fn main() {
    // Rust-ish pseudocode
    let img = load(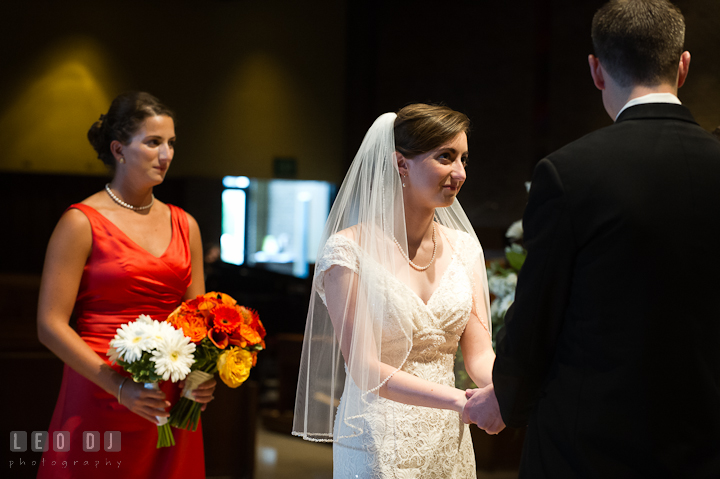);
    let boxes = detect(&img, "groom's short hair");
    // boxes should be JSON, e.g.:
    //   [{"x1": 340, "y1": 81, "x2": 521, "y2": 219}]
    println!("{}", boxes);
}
[{"x1": 591, "y1": 0, "x2": 685, "y2": 87}]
